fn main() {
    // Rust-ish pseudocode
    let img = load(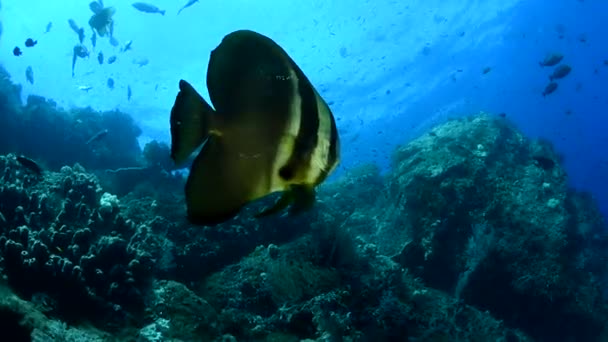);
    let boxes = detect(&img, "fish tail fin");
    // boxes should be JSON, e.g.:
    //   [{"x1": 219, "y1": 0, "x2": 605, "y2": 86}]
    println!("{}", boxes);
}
[
  {"x1": 160, "y1": 10, "x2": 166, "y2": 15},
  {"x1": 170, "y1": 79, "x2": 215, "y2": 165}
]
